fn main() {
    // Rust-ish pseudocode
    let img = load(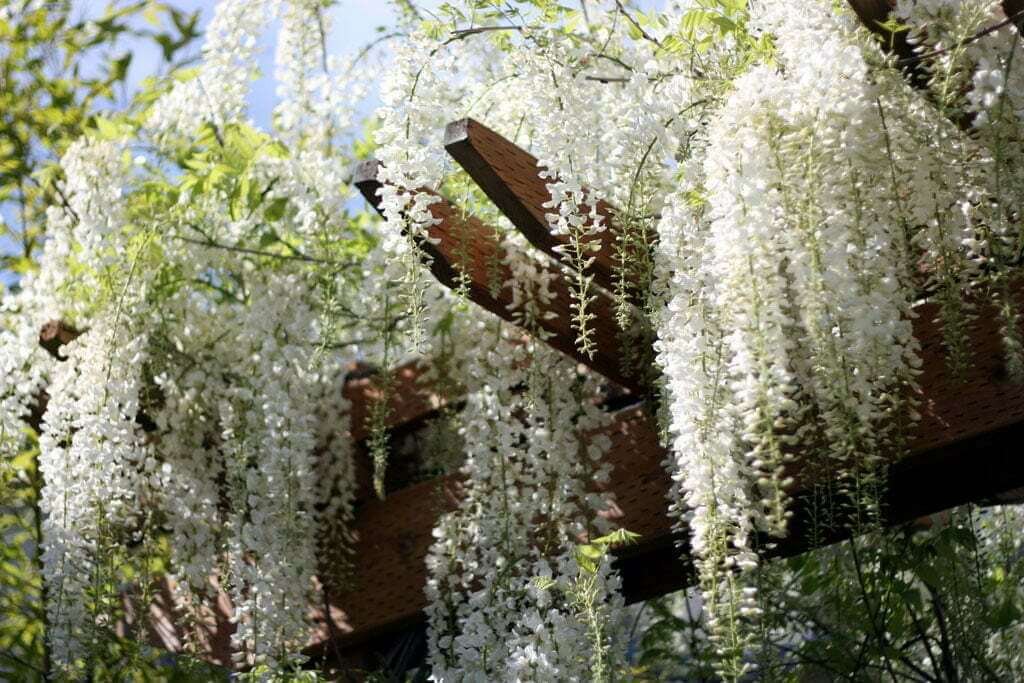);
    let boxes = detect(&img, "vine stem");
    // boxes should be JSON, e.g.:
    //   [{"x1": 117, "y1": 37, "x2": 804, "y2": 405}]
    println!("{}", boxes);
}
[{"x1": 896, "y1": 9, "x2": 1024, "y2": 66}]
